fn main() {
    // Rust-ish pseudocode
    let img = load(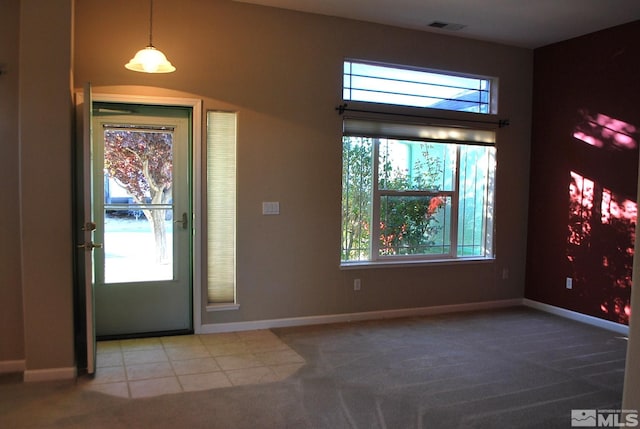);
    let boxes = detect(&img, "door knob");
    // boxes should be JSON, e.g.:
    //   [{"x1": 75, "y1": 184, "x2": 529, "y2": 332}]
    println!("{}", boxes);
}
[
  {"x1": 174, "y1": 212, "x2": 188, "y2": 229},
  {"x1": 77, "y1": 241, "x2": 103, "y2": 251}
]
